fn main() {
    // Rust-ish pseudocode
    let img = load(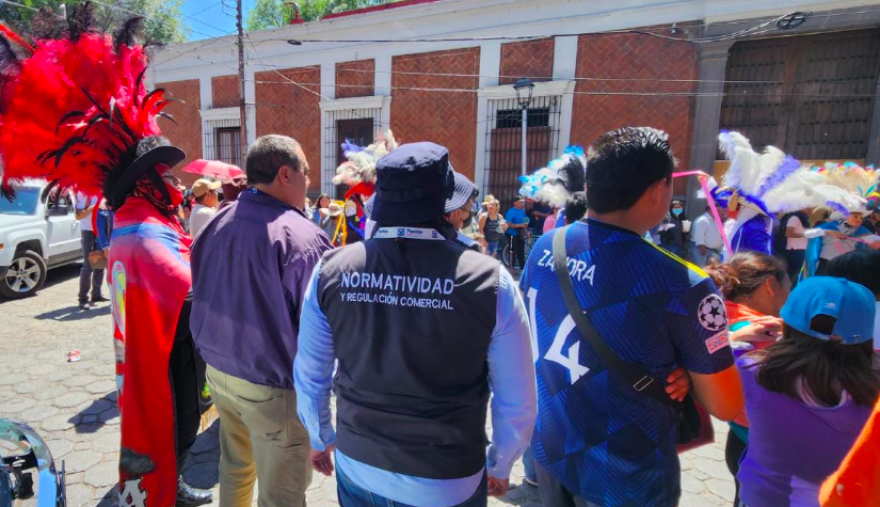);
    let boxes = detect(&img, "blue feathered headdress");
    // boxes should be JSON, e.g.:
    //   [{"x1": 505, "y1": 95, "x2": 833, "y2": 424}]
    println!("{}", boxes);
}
[{"x1": 518, "y1": 145, "x2": 586, "y2": 207}]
